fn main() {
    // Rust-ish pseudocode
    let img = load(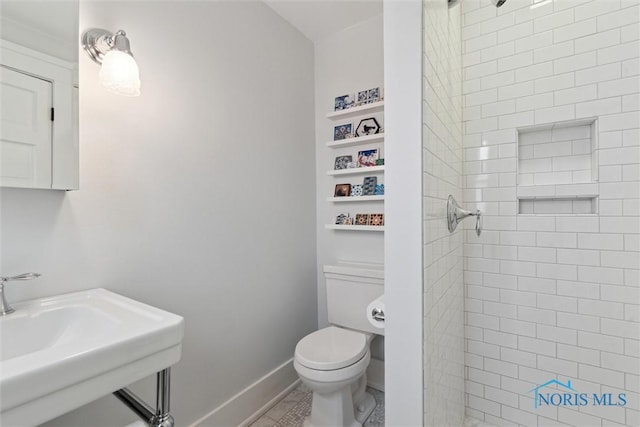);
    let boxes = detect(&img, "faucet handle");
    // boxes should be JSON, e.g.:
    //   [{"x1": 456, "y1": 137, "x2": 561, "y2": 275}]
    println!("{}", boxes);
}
[
  {"x1": 0, "y1": 273, "x2": 40, "y2": 316},
  {"x1": 1, "y1": 273, "x2": 41, "y2": 283},
  {"x1": 447, "y1": 195, "x2": 483, "y2": 237},
  {"x1": 474, "y1": 209, "x2": 482, "y2": 237}
]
